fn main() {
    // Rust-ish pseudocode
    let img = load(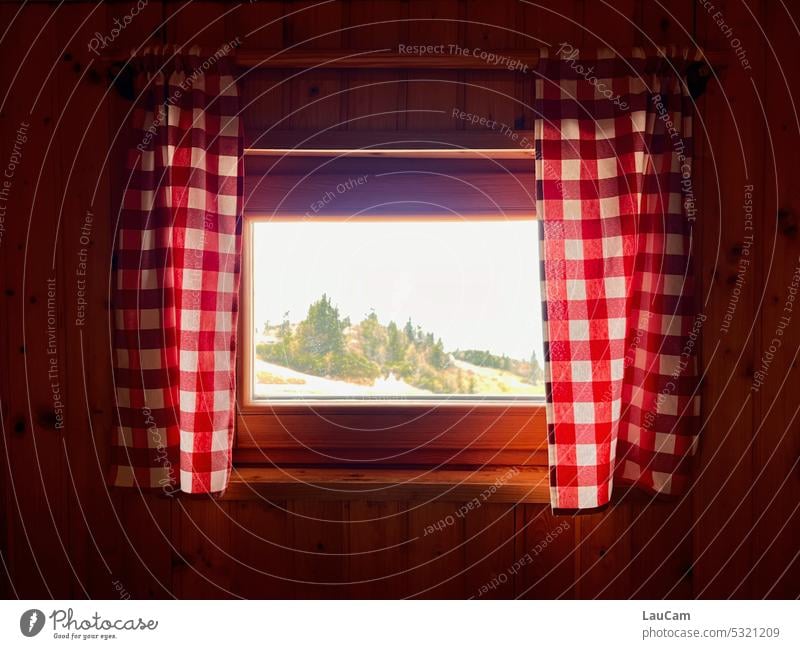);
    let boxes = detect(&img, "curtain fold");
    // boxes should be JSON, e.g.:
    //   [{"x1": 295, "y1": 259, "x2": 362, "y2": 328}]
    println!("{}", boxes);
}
[
  {"x1": 535, "y1": 47, "x2": 701, "y2": 510},
  {"x1": 110, "y1": 45, "x2": 243, "y2": 494}
]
